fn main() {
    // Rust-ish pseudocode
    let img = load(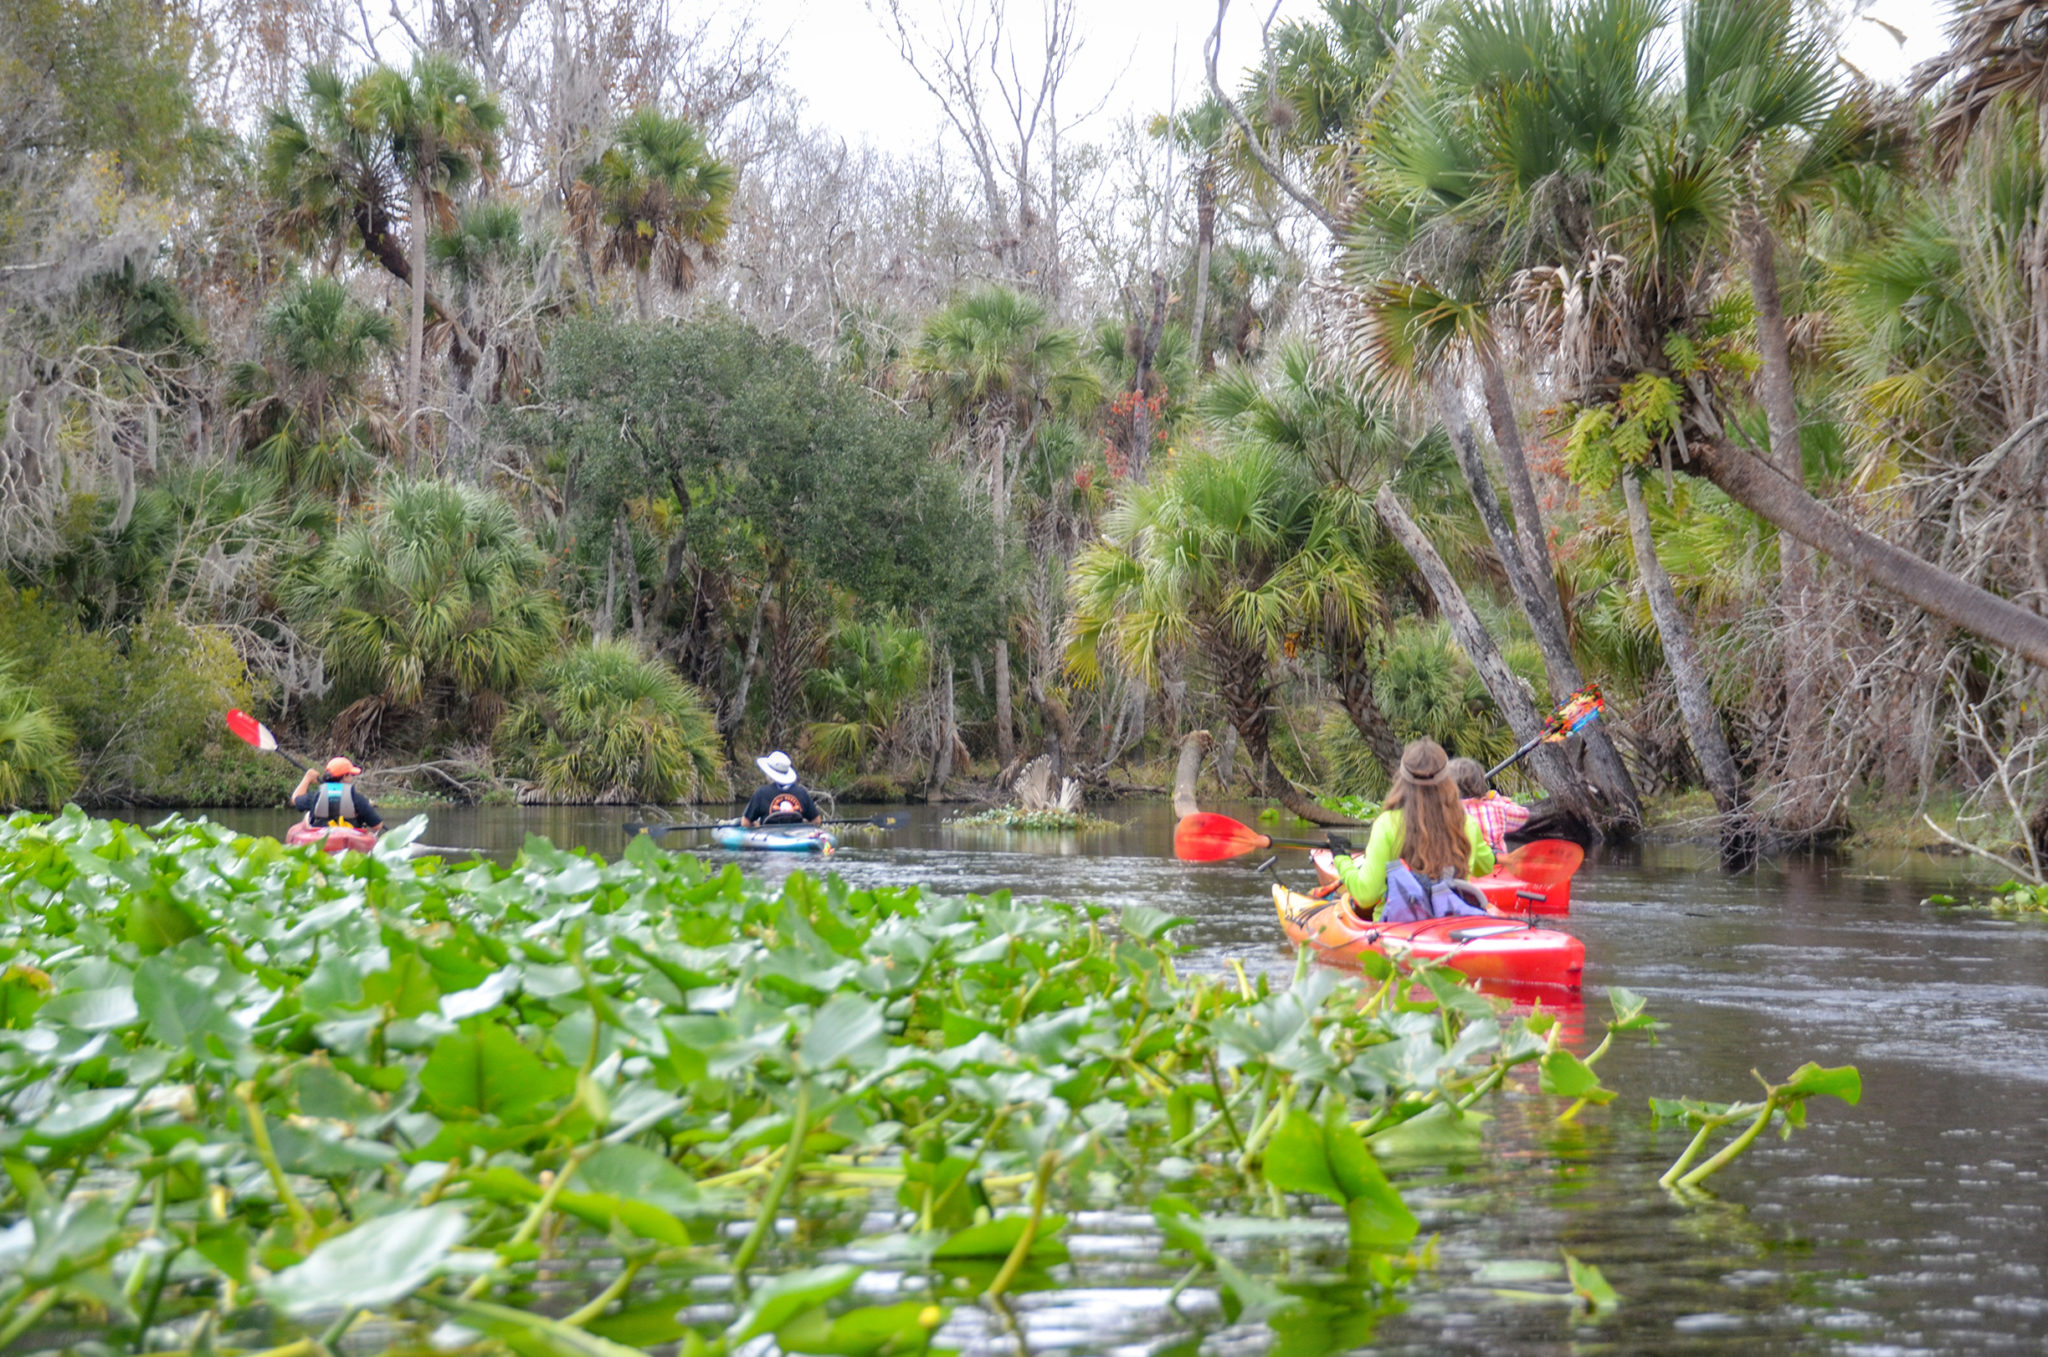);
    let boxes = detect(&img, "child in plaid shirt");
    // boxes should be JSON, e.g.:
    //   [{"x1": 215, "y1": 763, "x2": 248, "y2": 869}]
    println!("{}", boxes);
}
[{"x1": 1449, "y1": 757, "x2": 1529, "y2": 855}]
